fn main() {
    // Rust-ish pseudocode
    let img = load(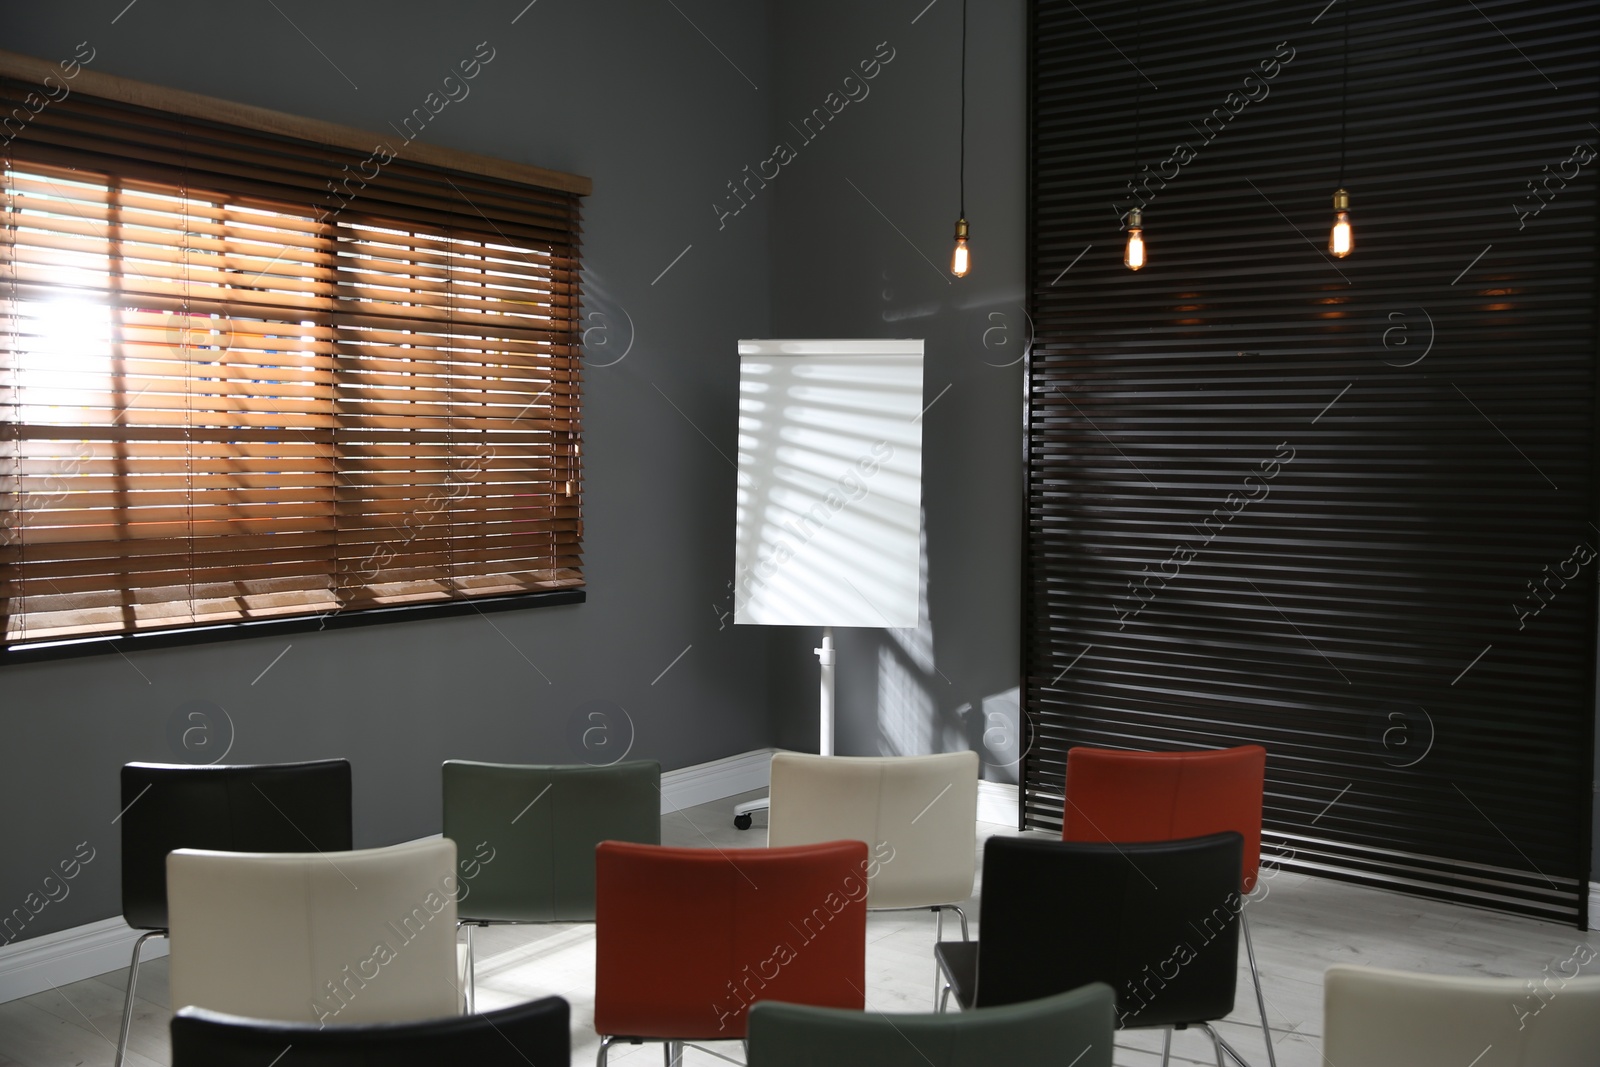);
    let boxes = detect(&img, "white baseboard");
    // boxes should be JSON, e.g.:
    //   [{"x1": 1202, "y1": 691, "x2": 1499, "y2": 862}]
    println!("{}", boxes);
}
[
  {"x1": 0, "y1": 916, "x2": 166, "y2": 1005},
  {"x1": 977, "y1": 780, "x2": 1019, "y2": 827},
  {"x1": 660, "y1": 747, "x2": 773, "y2": 813},
  {"x1": 0, "y1": 747, "x2": 778, "y2": 1005}
]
